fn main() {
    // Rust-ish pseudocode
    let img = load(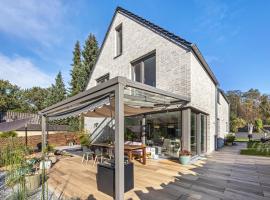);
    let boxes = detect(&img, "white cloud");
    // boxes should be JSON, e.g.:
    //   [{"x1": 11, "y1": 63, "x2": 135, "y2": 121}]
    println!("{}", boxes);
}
[
  {"x1": 0, "y1": 53, "x2": 54, "y2": 88},
  {"x1": 0, "y1": 0, "x2": 67, "y2": 46}
]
